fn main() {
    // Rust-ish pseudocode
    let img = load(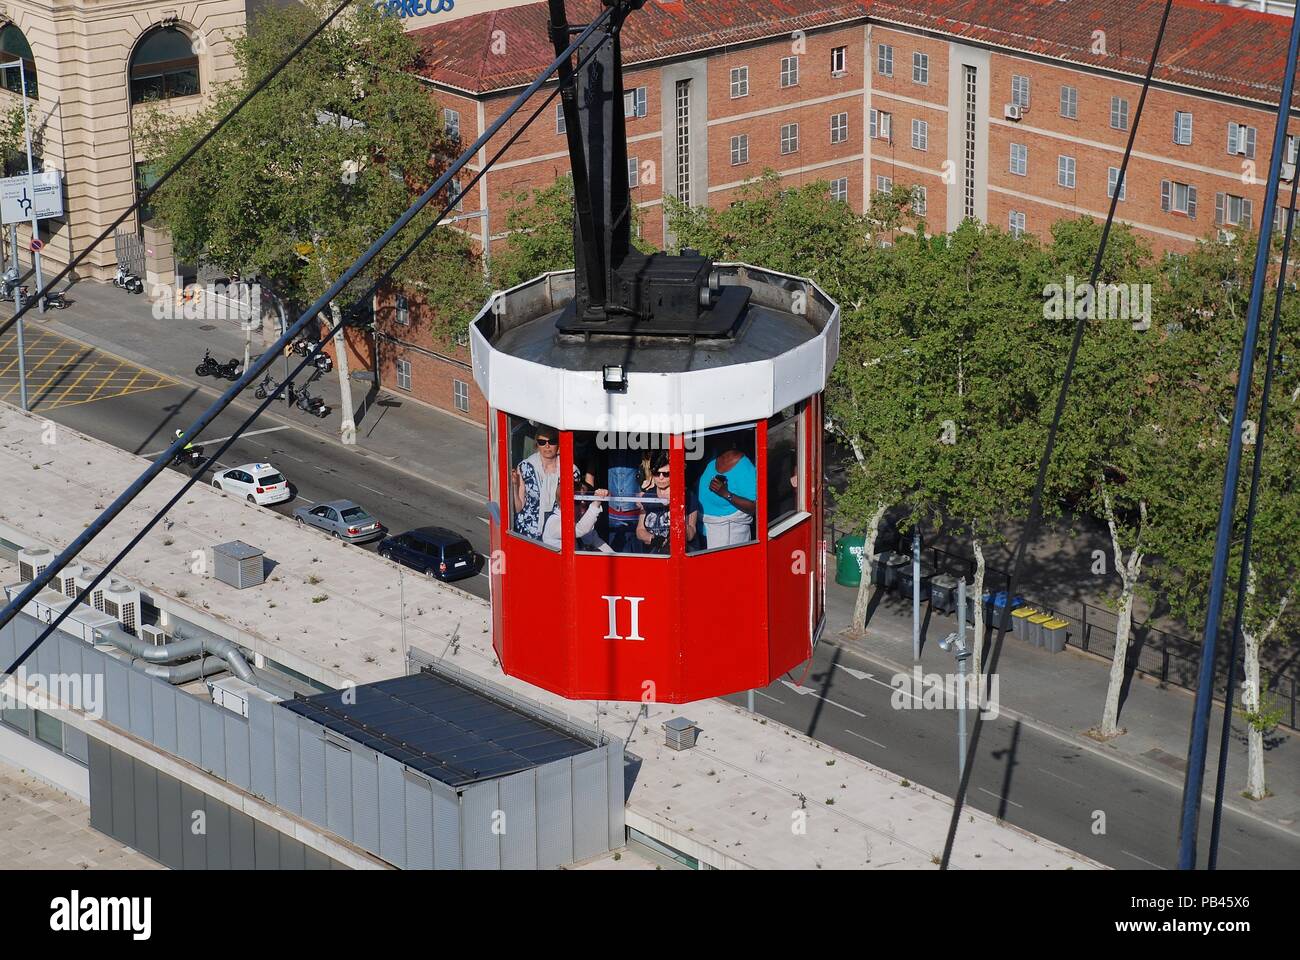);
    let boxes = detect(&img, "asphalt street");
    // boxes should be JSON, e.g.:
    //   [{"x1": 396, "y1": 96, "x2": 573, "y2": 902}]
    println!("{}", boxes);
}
[
  {"x1": 23, "y1": 350, "x2": 492, "y2": 600},
  {"x1": 723, "y1": 641, "x2": 1300, "y2": 870}
]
